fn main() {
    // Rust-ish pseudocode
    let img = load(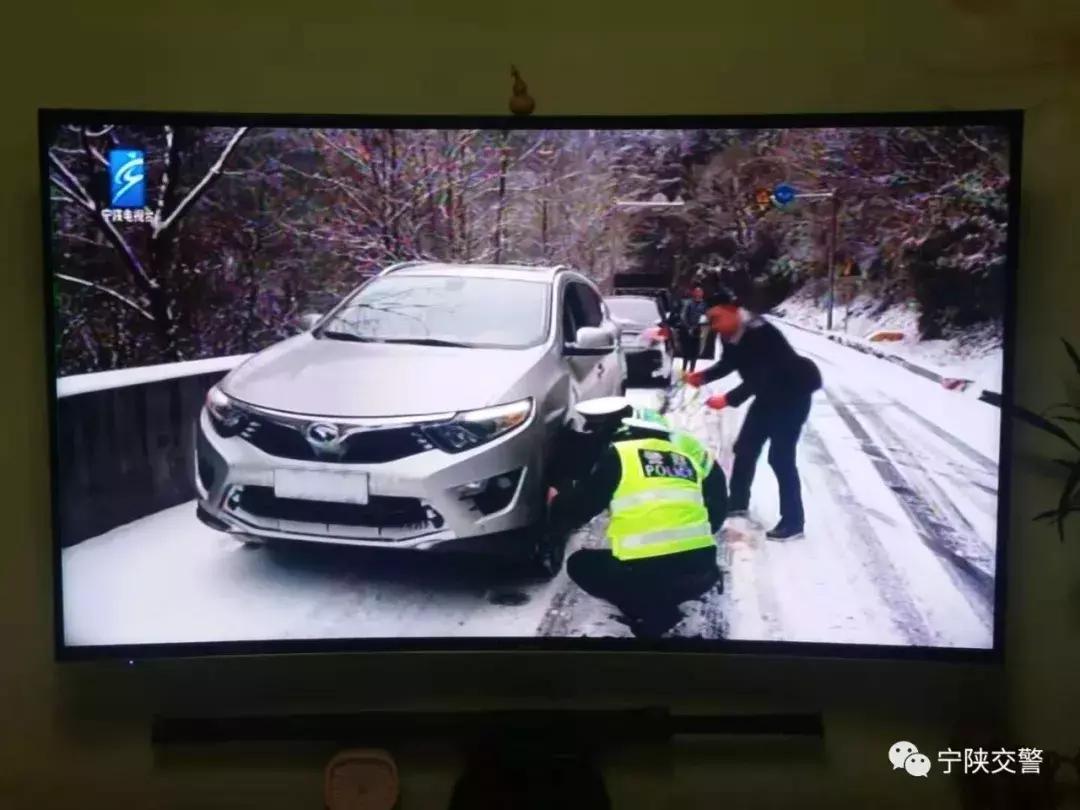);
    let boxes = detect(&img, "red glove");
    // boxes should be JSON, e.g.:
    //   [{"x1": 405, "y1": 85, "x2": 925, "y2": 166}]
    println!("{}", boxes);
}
[
  {"x1": 546, "y1": 486, "x2": 559, "y2": 506},
  {"x1": 684, "y1": 371, "x2": 706, "y2": 388},
  {"x1": 706, "y1": 393, "x2": 728, "y2": 410}
]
